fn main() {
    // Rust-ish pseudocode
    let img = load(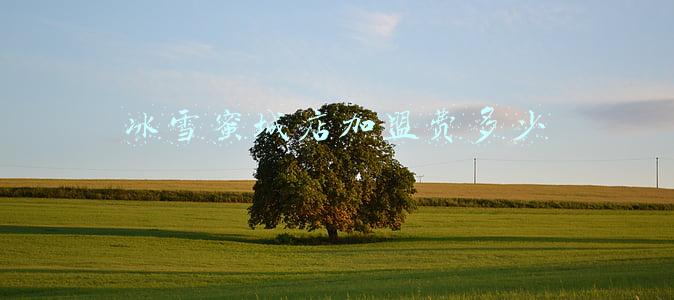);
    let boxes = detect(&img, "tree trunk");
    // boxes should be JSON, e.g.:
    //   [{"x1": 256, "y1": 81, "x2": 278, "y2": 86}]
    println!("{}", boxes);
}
[{"x1": 327, "y1": 225, "x2": 338, "y2": 243}]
